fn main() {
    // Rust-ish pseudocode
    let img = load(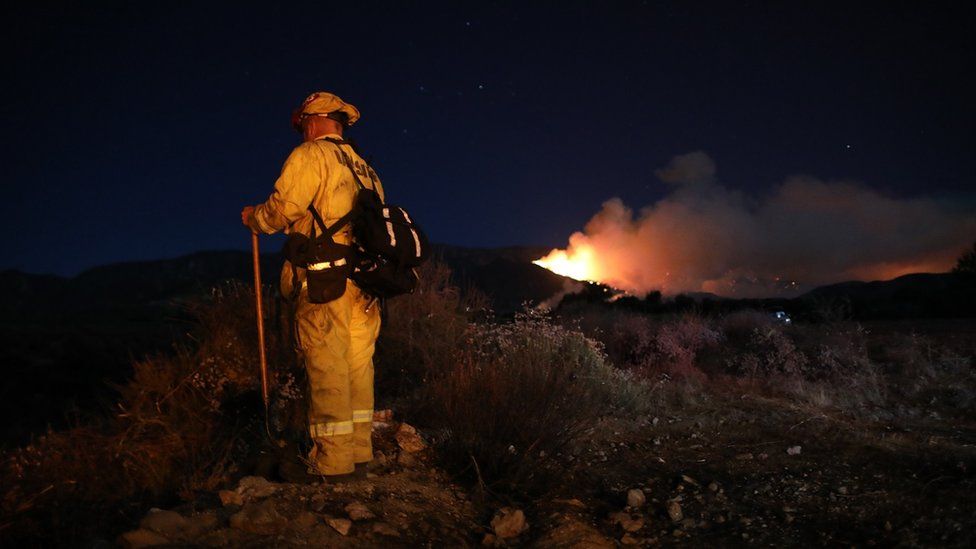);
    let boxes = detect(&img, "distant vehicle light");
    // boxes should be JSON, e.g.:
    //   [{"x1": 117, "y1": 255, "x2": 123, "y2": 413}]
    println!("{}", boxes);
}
[{"x1": 773, "y1": 311, "x2": 792, "y2": 324}]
